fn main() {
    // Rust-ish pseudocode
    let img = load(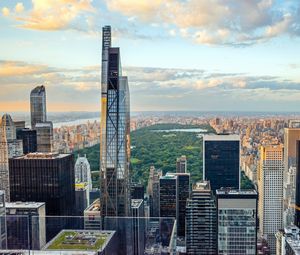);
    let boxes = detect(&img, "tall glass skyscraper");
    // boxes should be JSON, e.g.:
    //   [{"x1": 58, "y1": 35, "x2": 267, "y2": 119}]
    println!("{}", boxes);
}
[
  {"x1": 100, "y1": 26, "x2": 131, "y2": 217},
  {"x1": 30, "y1": 85, "x2": 47, "y2": 129}
]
